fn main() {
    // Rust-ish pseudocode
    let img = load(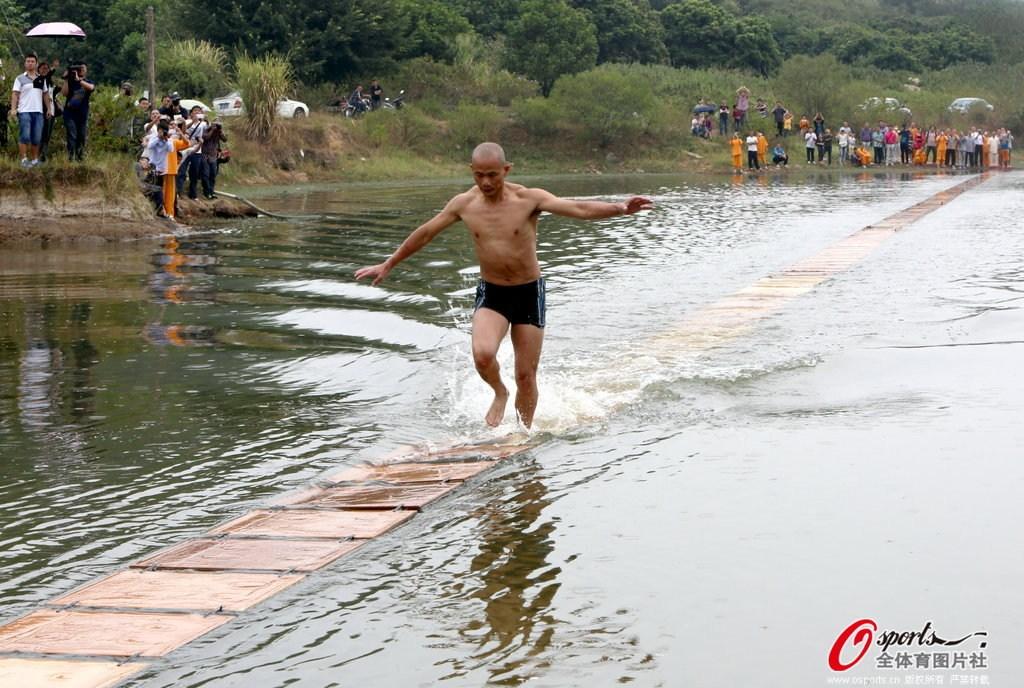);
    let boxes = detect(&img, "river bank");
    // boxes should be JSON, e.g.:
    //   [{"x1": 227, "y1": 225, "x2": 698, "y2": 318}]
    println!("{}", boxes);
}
[
  {"x1": 2, "y1": 115, "x2": 1012, "y2": 244},
  {"x1": 0, "y1": 157, "x2": 258, "y2": 245}
]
